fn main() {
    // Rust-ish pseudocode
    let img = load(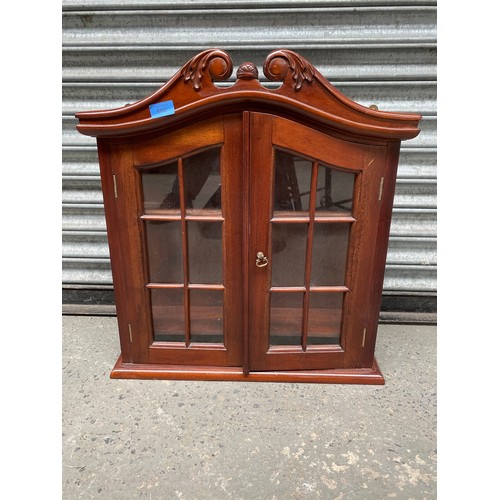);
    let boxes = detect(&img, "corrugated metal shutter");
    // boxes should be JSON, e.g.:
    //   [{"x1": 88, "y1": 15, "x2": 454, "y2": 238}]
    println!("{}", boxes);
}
[{"x1": 62, "y1": 0, "x2": 437, "y2": 317}]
